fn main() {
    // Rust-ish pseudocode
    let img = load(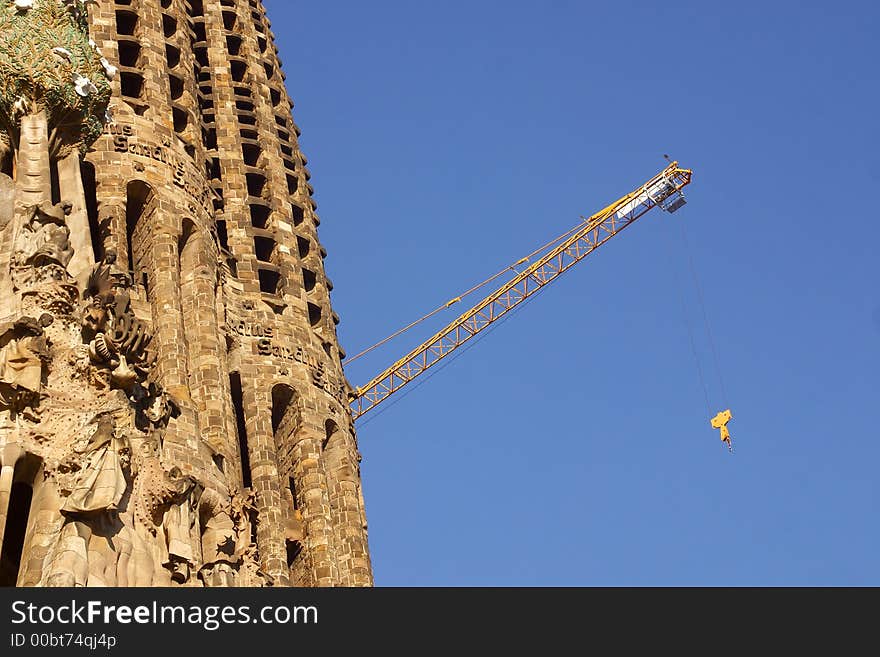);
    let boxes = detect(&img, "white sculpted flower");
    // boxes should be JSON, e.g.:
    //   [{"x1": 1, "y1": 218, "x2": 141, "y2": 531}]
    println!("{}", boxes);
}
[
  {"x1": 73, "y1": 74, "x2": 98, "y2": 97},
  {"x1": 13, "y1": 0, "x2": 34, "y2": 11},
  {"x1": 100, "y1": 57, "x2": 118, "y2": 81}
]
